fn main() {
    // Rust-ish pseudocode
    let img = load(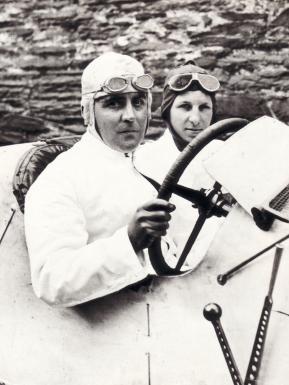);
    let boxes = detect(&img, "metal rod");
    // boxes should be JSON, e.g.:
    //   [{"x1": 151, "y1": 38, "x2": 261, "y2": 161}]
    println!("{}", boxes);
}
[
  {"x1": 244, "y1": 245, "x2": 283, "y2": 385},
  {"x1": 217, "y1": 232, "x2": 289, "y2": 285},
  {"x1": 146, "y1": 303, "x2": 151, "y2": 337},
  {"x1": 204, "y1": 303, "x2": 244, "y2": 385},
  {"x1": 0, "y1": 207, "x2": 16, "y2": 245},
  {"x1": 244, "y1": 296, "x2": 272, "y2": 385},
  {"x1": 146, "y1": 352, "x2": 151, "y2": 385},
  {"x1": 267, "y1": 244, "x2": 283, "y2": 298}
]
